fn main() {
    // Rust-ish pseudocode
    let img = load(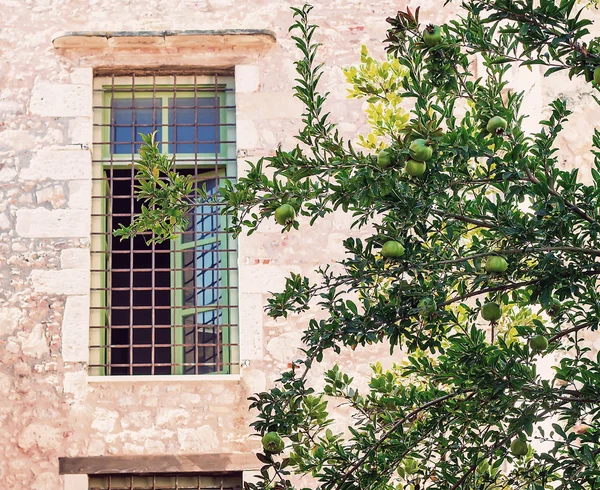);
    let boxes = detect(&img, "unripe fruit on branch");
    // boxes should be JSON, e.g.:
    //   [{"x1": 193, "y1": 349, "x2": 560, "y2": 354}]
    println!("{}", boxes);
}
[
  {"x1": 510, "y1": 439, "x2": 528, "y2": 457},
  {"x1": 377, "y1": 149, "x2": 393, "y2": 168},
  {"x1": 485, "y1": 256, "x2": 508, "y2": 273},
  {"x1": 381, "y1": 241, "x2": 405, "y2": 258},
  {"x1": 486, "y1": 116, "x2": 507, "y2": 135},
  {"x1": 481, "y1": 302, "x2": 502, "y2": 322},
  {"x1": 262, "y1": 432, "x2": 285, "y2": 454},
  {"x1": 274, "y1": 204, "x2": 296, "y2": 226},
  {"x1": 423, "y1": 24, "x2": 442, "y2": 47},
  {"x1": 405, "y1": 159, "x2": 426, "y2": 177},
  {"x1": 529, "y1": 335, "x2": 548, "y2": 354},
  {"x1": 409, "y1": 139, "x2": 433, "y2": 162}
]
